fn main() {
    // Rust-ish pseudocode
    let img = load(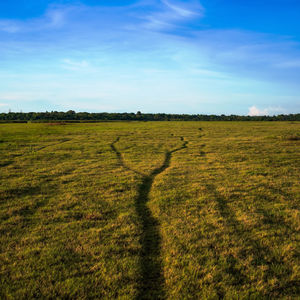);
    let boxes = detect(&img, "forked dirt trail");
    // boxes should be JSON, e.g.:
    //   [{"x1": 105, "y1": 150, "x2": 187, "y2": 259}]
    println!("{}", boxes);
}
[{"x1": 111, "y1": 137, "x2": 188, "y2": 299}]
